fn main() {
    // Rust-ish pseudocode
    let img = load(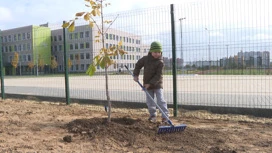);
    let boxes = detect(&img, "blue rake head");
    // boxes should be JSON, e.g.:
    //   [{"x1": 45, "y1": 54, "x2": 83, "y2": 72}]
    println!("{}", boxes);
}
[{"x1": 157, "y1": 124, "x2": 187, "y2": 134}]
